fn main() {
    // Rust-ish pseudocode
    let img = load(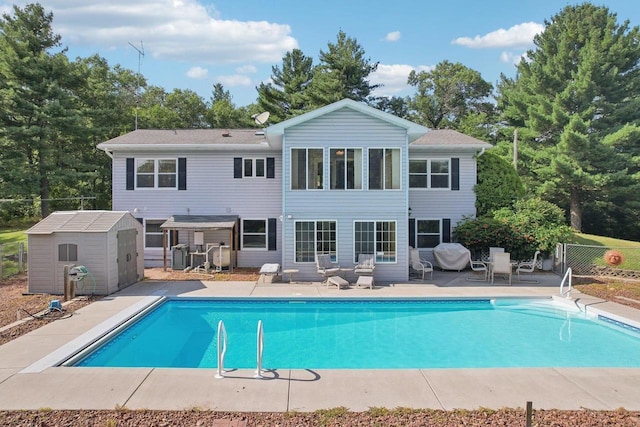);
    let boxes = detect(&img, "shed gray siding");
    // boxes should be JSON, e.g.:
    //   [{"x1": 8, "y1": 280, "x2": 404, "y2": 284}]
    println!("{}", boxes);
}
[
  {"x1": 112, "y1": 150, "x2": 282, "y2": 267},
  {"x1": 281, "y1": 109, "x2": 410, "y2": 282}
]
